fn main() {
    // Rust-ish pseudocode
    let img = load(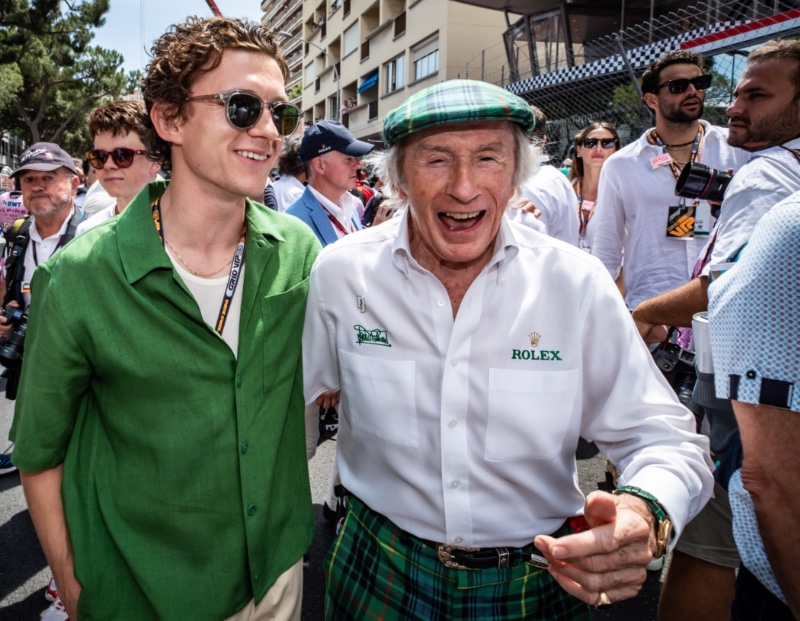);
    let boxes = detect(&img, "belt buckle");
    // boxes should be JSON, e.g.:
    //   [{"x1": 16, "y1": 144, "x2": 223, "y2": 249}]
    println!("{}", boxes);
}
[{"x1": 436, "y1": 543, "x2": 478, "y2": 570}]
